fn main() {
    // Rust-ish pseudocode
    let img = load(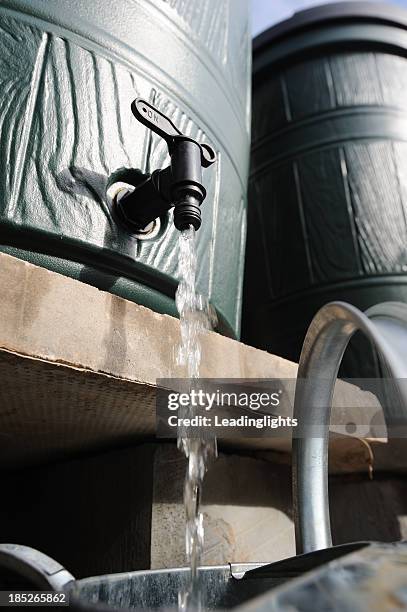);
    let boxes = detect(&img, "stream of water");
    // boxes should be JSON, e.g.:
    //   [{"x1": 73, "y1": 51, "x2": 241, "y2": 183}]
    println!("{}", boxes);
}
[{"x1": 175, "y1": 226, "x2": 217, "y2": 611}]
